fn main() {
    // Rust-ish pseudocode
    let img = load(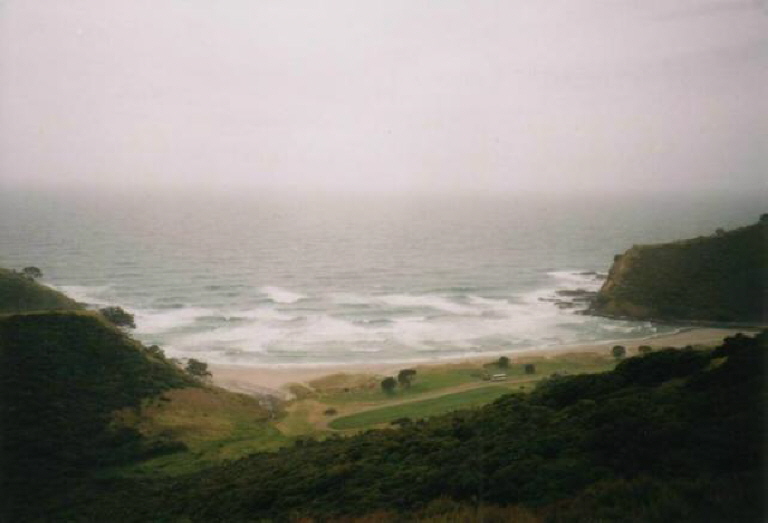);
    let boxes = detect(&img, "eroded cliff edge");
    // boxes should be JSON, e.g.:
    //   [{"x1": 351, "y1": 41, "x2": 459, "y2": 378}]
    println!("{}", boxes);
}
[{"x1": 589, "y1": 216, "x2": 766, "y2": 323}]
